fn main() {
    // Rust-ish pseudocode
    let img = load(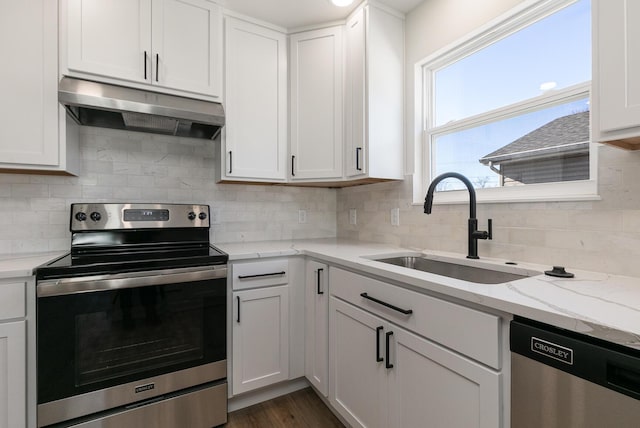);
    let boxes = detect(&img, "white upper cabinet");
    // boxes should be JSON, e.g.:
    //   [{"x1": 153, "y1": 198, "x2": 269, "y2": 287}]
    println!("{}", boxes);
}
[
  {"x1": 220, "y1": 17, "x2": 287, "y2": 182},
  {"x1": 0, "y1": 0, "x2": 79, "y2": 174},
  {"x1": 289, "y1": 26, "x2": 344, "y2": 181},
  {"x1": 65, "y1": 0, "x2": 222, "y2": 98},
  {"x1": 593, "y1": 0, "x2": 640, "y2": 149},
  {"x1": 345, "y1": 5, "x2": 404, "y2": 179},
  {"x1": 66, "y1": 0, "x2": 152, "y2": 84}
]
